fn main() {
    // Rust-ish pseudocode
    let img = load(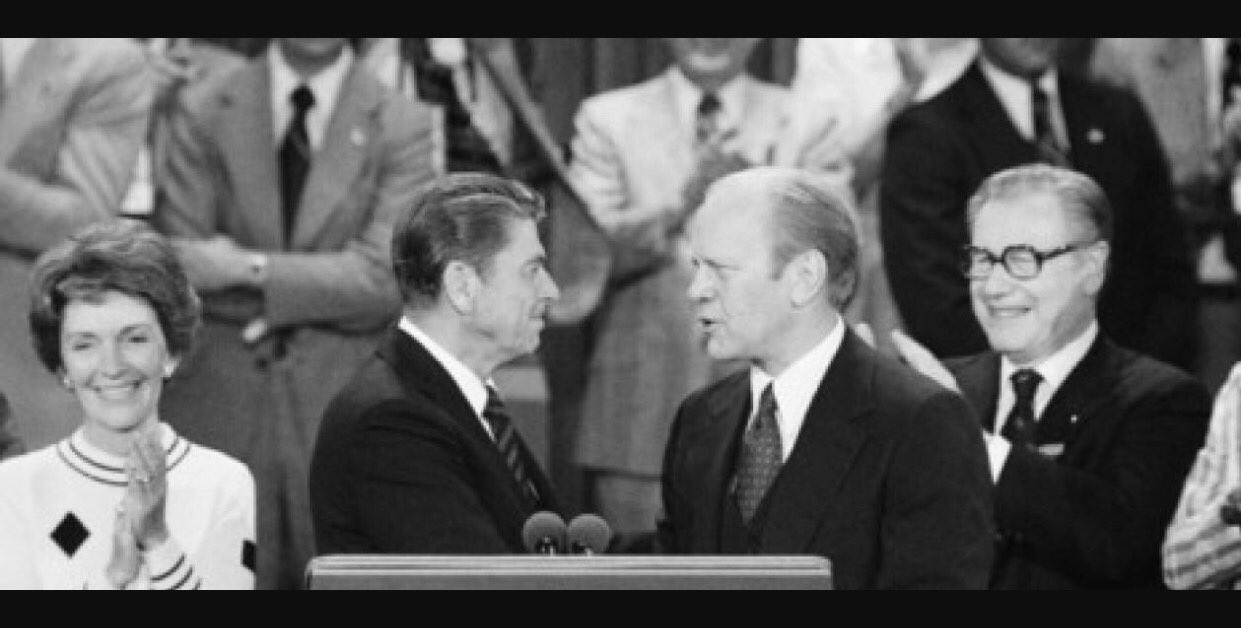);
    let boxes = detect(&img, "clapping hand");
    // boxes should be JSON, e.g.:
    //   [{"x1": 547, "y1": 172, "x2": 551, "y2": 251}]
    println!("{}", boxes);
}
[{"x1": 122, "y1": 428, "x2": 170, "y2": 551}]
